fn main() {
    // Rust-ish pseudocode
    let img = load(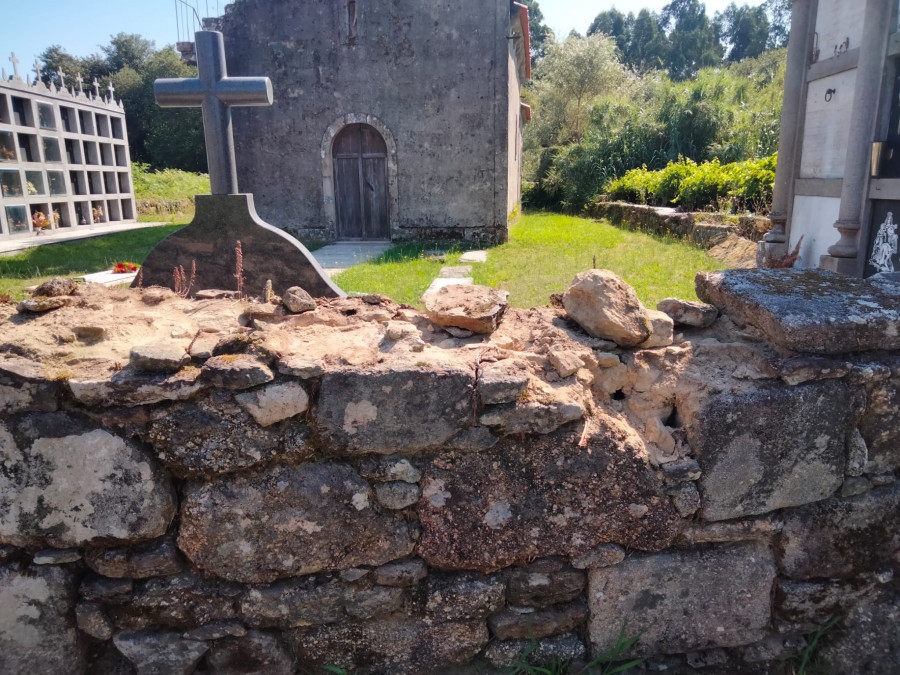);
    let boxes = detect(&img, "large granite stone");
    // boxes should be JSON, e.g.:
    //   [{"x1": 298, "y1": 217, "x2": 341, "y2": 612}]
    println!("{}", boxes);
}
[
  {"x1": 67, "y1": 366, "x2": 206, "y2": 407},
  {"x1": 692, "y1": 381, "x2": 849, "y2": 521},
  {"x1": 0, "y1": 564, "x2": 84, "y2": 675},
  {"x1": 505, "y1": 557, "x2": 586, "y2": 608},
  {"x1": 778, "y1": 483, "x2": 900, "y2": 579},
  {"x1": 178, "y1": 462, "x2": 415, "y2": 583},
  {"x1": 859, "y1": 375, "x2": 900, "y2": 474},
  {"x1": 134, "y1": 194, "x2": 344, "y2": 298},
  {"x1": 142, "y1": 396, "x2": 312, "y2": 477},
  {"x1": 289, "y1": 616, "x2": 488, "y2": 675},
  {"x1": 423, "y1": 284, "x2": 509, "y2": 334},
  {"x1": 0, "y1": 356, "x2": 60, "y2": 415},
  {"x1": 0, "y1": 415, "x2": 175, "y2": 548},
  {"x1": 588, "y1": 542, "x2": 775, "y2": 657},
  {"x1": 563, "y1": 270, "x2": 651, "y2": 347},
  {"x1": 417, "y1": 421, "x2": 680, "y2": 571},
  {"x1": 105, "y1": 570, "x2": 241, "y2": 630},
  {"x1": 316, "y1": 364, "x2": 474, "y2": 454},
  {"x1": 84, "y1": 536, "x2": 184, "y2": 579},
  {"x1": 696, "y1": 269, "x2": 900, "y2": 354}
]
